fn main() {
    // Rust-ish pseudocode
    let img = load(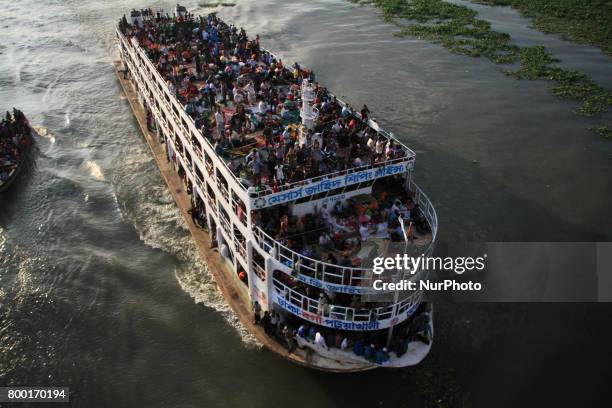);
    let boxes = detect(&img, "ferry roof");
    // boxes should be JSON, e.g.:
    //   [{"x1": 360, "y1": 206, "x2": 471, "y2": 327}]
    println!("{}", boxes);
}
[{"x1": 118, "y1": 10, "x2": 416, "y2": 200}]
